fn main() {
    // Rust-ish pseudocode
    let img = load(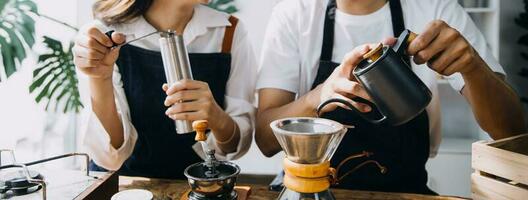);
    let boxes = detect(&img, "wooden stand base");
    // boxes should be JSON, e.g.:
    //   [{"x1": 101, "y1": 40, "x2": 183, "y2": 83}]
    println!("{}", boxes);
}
[{"x1": 179, "y1": 186, "x2": 251, "y2": 200}]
